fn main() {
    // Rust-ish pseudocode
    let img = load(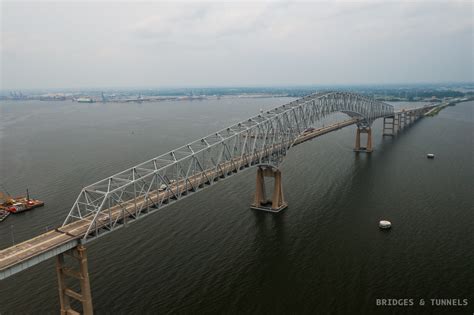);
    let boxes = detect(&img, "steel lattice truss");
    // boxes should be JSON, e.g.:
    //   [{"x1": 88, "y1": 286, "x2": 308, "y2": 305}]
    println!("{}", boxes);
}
[{"x1": 63, "y1": 92, "x2": 394, "y2": 241}]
